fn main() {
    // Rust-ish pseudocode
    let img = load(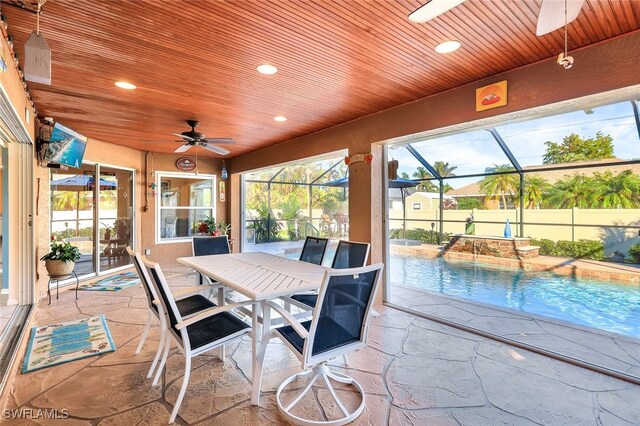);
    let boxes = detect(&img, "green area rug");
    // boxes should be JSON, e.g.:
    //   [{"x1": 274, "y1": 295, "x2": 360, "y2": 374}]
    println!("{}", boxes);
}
[
  {"x1": 79, "y1": 271, "x2": 140, "y2": 291},
  {"x1": 22, "y1": 315, "x2": 116, "y2": 373}
]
